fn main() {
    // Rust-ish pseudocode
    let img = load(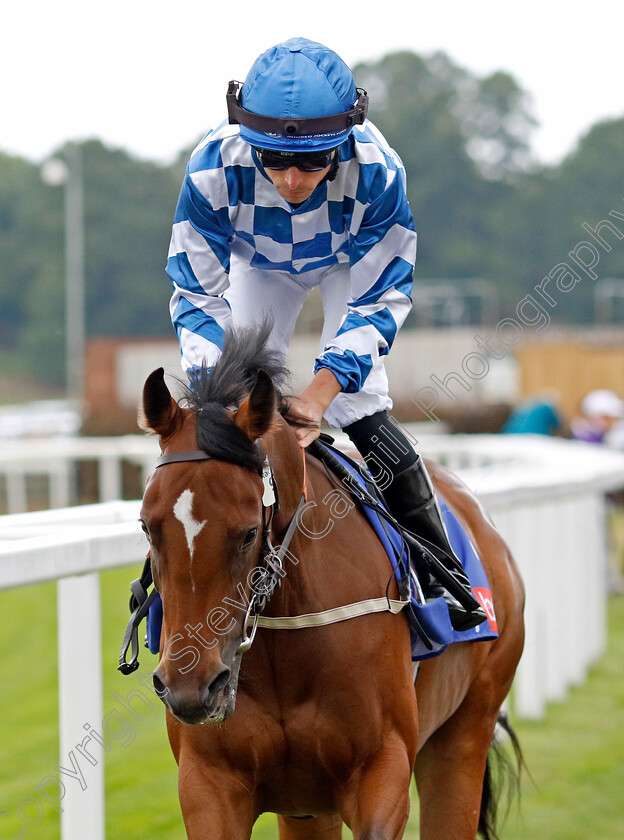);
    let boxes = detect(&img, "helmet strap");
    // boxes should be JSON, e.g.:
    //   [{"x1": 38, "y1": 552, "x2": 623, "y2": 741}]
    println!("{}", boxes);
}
[{"x1": 324, "y1": 153, "x2": 341, "y2": 183}]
